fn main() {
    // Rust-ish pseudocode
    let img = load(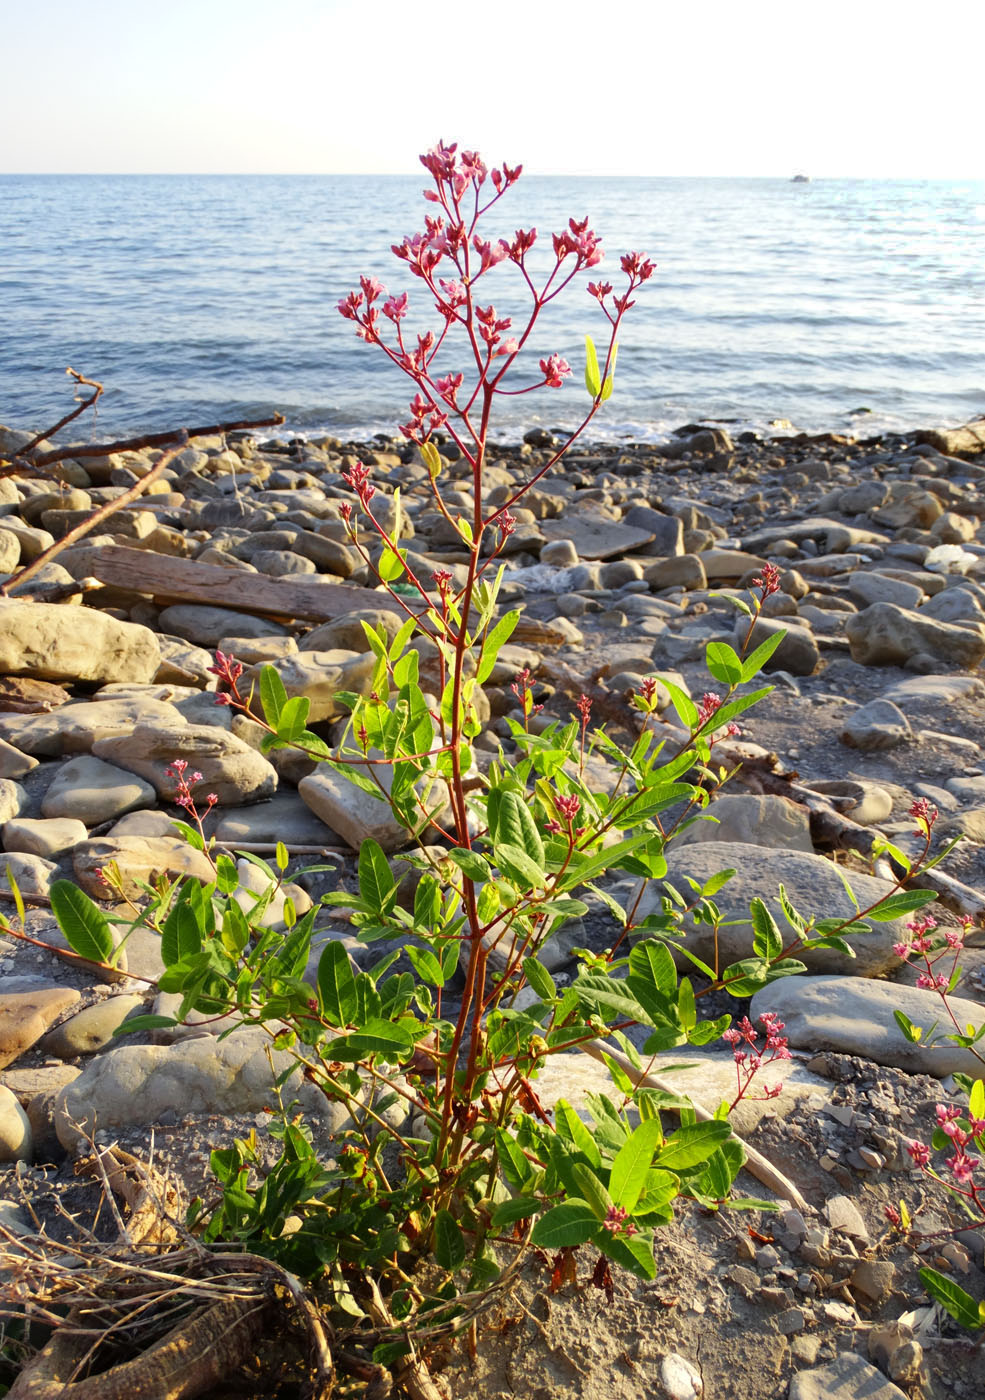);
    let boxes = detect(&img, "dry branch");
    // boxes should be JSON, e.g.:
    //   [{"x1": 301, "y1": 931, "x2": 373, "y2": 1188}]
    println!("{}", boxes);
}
[
  {"x1": 4, "y1": 411, "x2": 286, "y2": 479},
  {"x1": 1, "y1": 442, "x2": 186, "y2": 597},
  {"x1": 15, "y1": 368, "x2": 103, "y2": 458}
]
